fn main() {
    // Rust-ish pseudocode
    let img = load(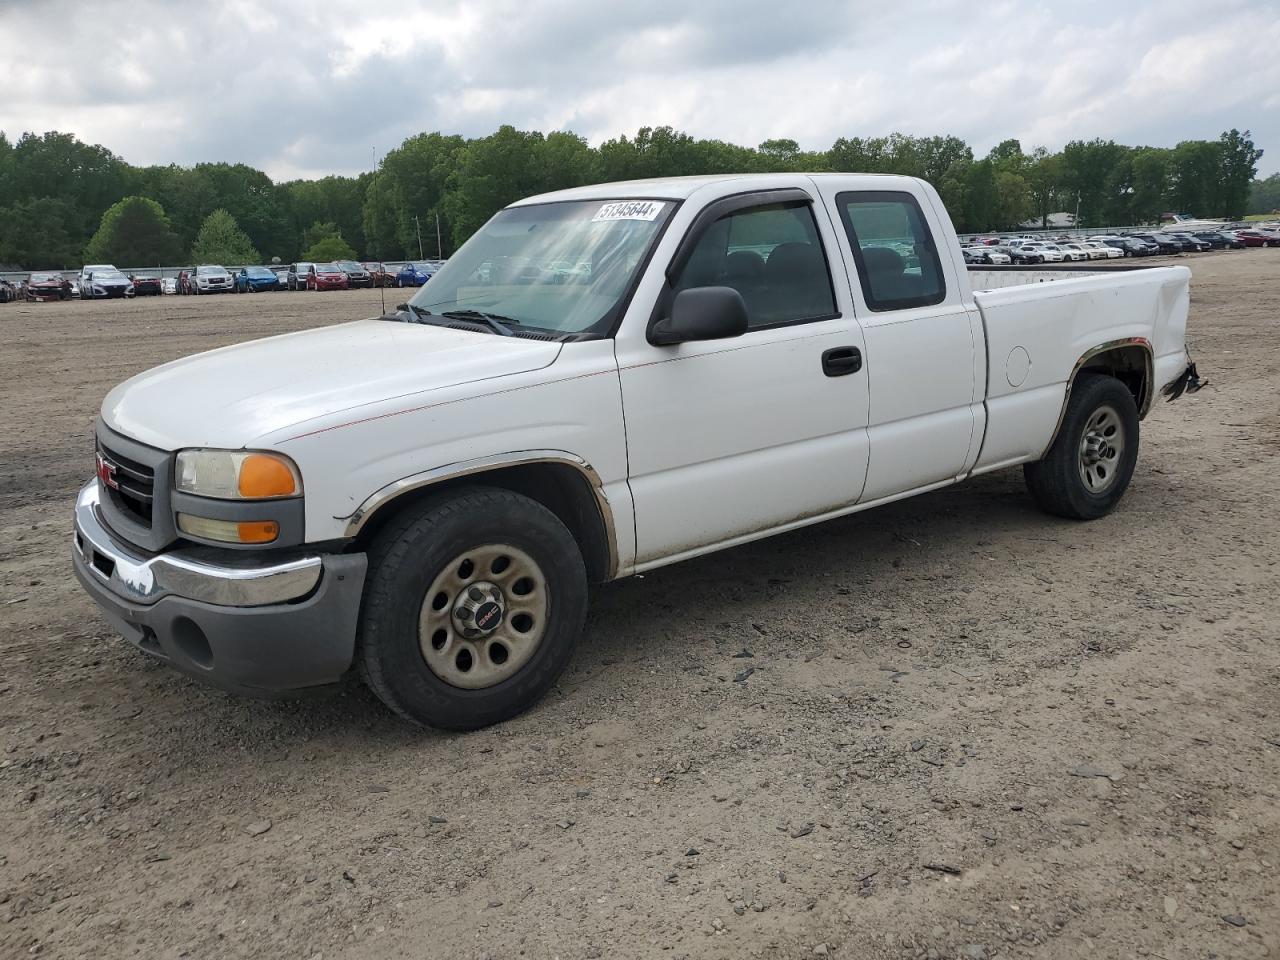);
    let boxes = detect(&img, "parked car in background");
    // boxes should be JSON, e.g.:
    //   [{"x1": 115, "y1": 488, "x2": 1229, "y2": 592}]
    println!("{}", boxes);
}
[
  {"x1": 1131, "y1": 233, "x2": 1183, "y2": 255},
  {"x1": 1108, "y1": 237, "x2": 1159, "y2": 257},
  {"x1": 307, "y1": 263, "x2": 350, "y2": 291},
  {"x1": 162, "y1": 278, "x2": 178, "y2": 295},
  {"x1": 1057, "y1": 242, "x2": 1091, "y2": 262},
  {"x1": 129, "y1": 274, "x2": 164, "y2": 296},
  {"x1": 25, "y1": 272, "x2": 72, "y2": 300},
  {"x1": 1009, "y1": 242, "x2": 1052, "y2": 264},
  {"x1": 288, "y1": 262, "x2": 315, "y2": 290},
  {"x1": 960, "y1": 247, "x2": 985, "y2": 265},
  {"x1": 396, "y1": 261, "x2": 434, "y2": 287},
  {"x1": 189, "y1": 264, "x2": 234, "y2": 294},
  {"x1": 1167, "y1": 233, "x2": 1212, "y2": 253},
  {"x1": 1235, "y1": 229, "x2": 1280, "y2": 248},
  {"x1": 236, "y1": 266, "x2": 282, "y2": 293},
  {"x1": 1079, "y1": 241, "x2": 1121, "y2": 259},
  {"x1": 272, "y1": 268, "x2": 290, "y2": 288},
  {"x1": 336, "y1": 260, "x2": 373, "y2": 288},
  {"x1": 1206, "y1": 231, "x2": 1246, "y2": 249},
  {"x1": 363, "y1": 262, "x2": 396, "y2": 286},
  {"x1": 0, "y1": 278, "x2": 16, "y2": 303},
  {"x1": 79, "y1": 265, "x2": 134, "y2": 299}
]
